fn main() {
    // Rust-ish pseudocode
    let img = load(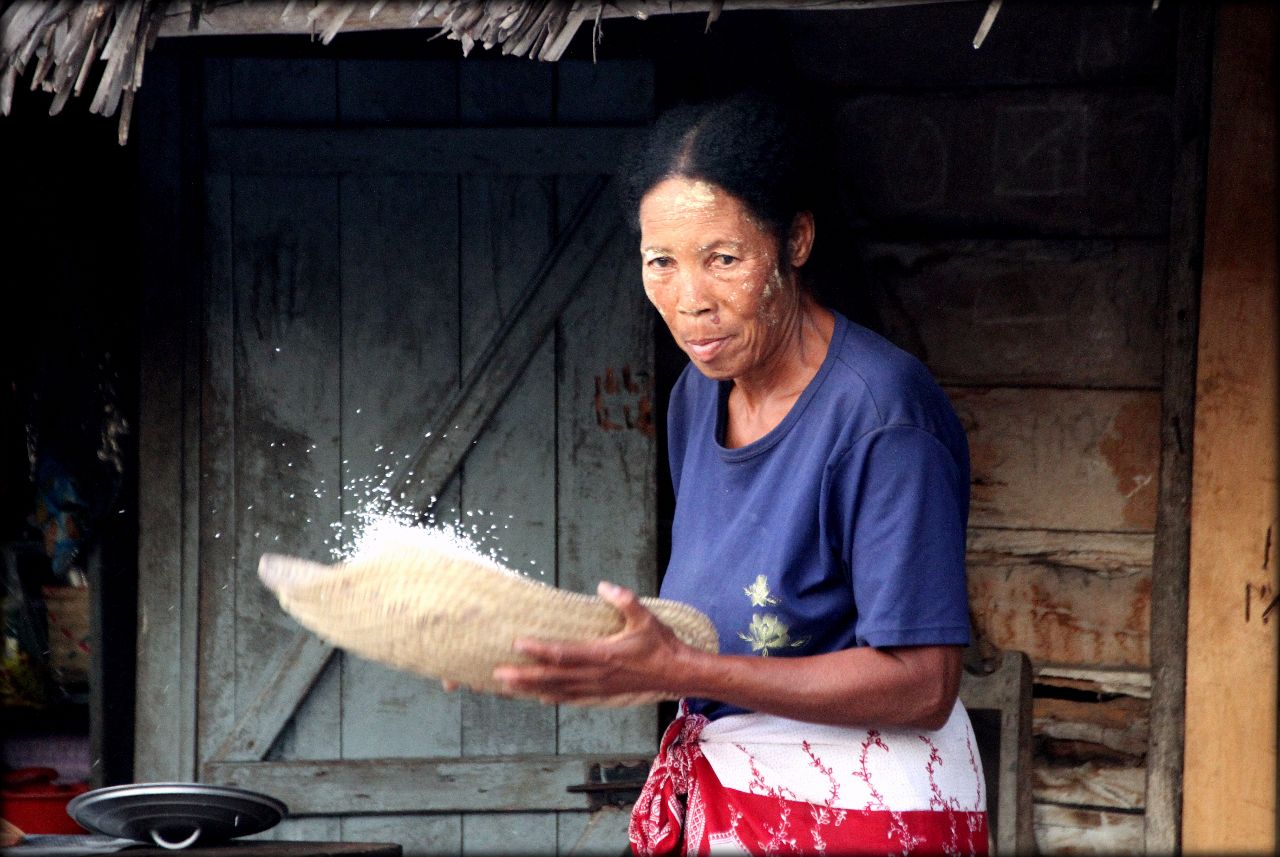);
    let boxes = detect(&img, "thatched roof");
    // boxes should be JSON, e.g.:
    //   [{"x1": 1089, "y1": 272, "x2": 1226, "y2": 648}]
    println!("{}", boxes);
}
[{"x1": 0, "y1": 0, "x2": 992, "y2": 145}]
